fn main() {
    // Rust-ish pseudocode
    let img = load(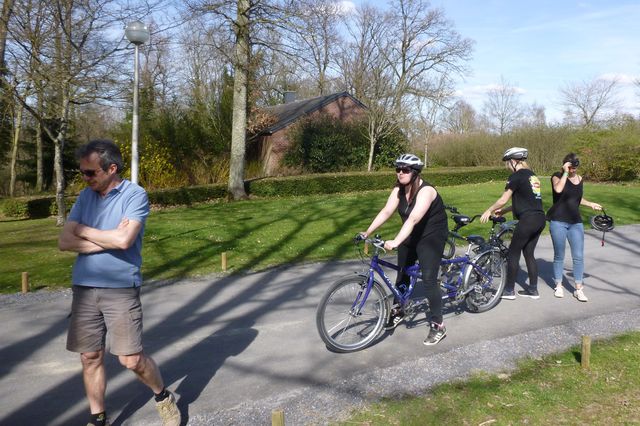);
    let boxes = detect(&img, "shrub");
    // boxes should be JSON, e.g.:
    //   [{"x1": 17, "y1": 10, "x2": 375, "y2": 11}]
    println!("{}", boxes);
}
[
  {"x1": 283, "y1": 114, "x2": 407, "y2": 173},
  {"x1": 569, "y1": 122, "x2": 640, "y2": 181},
  {"x1": 0, "y1": 197, "x2": 58, "y2": 219},
  {"x1": 147, "y1": 184, "x2": 228, "y2": 207}
]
